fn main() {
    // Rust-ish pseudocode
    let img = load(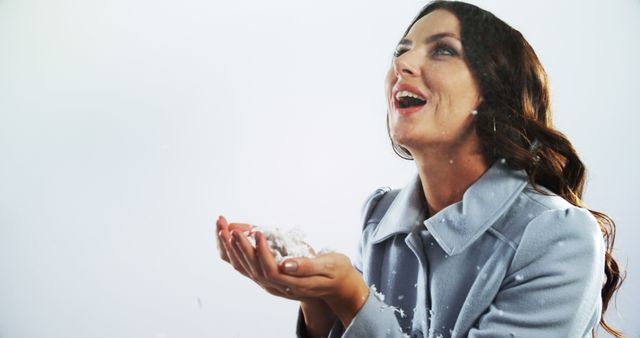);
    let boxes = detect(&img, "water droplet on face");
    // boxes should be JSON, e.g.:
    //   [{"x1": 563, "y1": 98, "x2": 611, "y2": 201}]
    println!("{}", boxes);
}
[
  {"x1": 471, "y1": 110, "x2": 478, "y2": 116},
  {"x1": 515, "y1": 274, "x2": 524, "y2": 281},
  {"x1": 448, "y1": 159, "x2": 454, "y2": 164}
]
